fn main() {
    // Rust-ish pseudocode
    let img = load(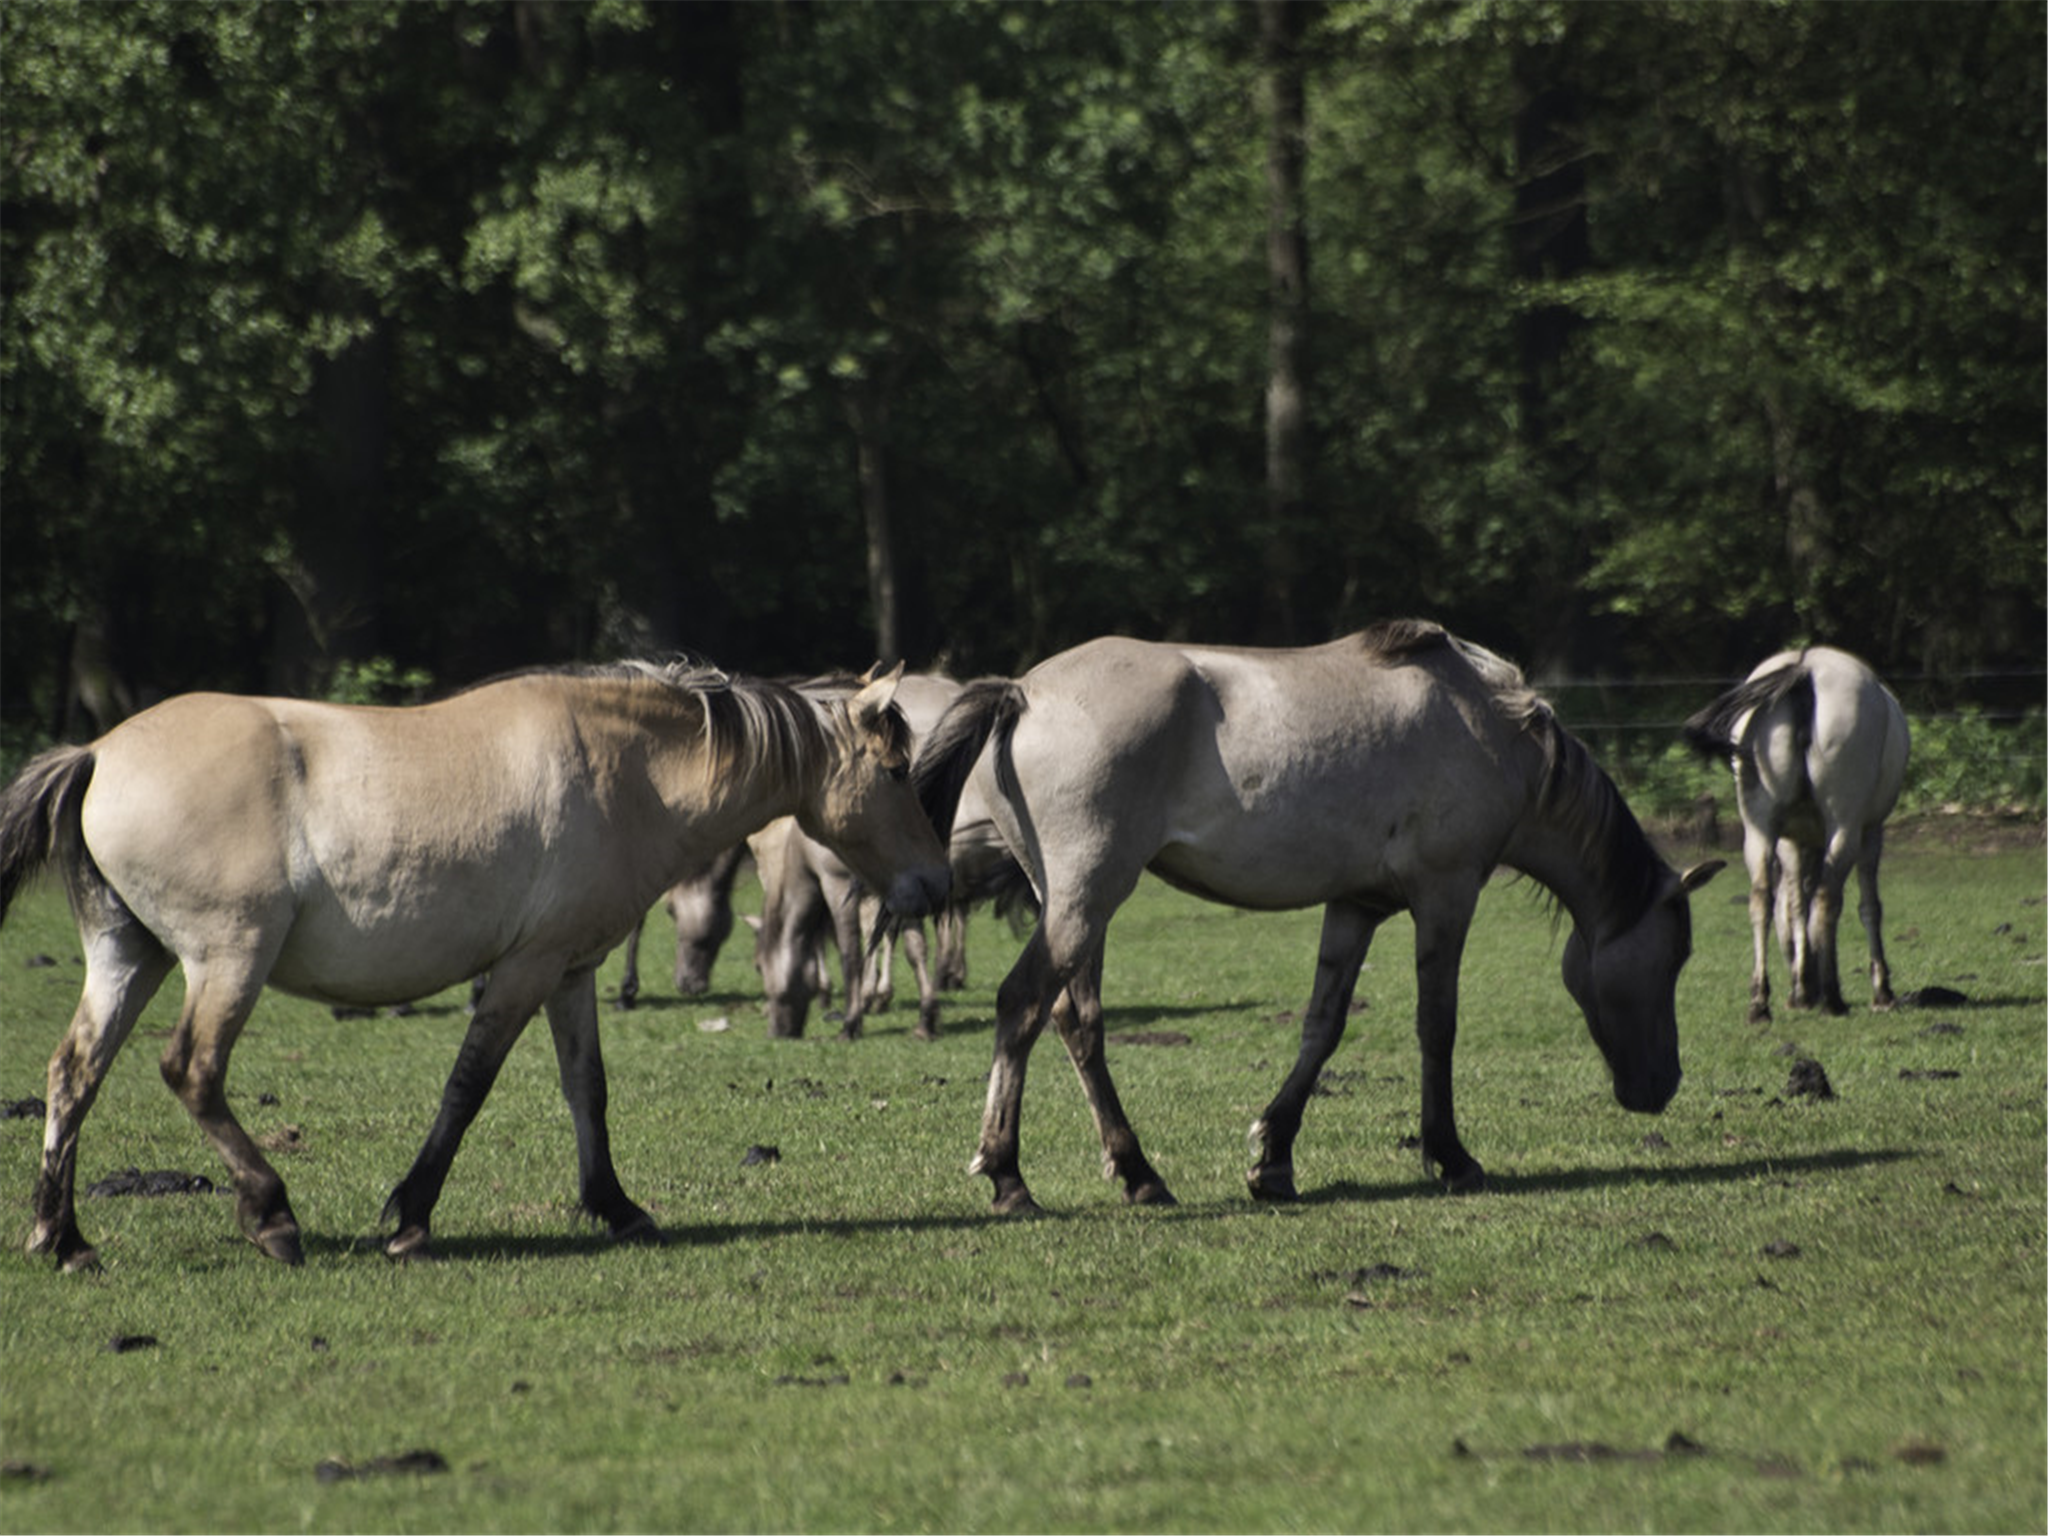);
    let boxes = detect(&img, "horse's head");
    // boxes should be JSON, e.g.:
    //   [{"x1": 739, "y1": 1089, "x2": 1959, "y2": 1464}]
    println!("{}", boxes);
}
[
  {"x1": 1562, "y1": 859, "x2": 1724, "y2": 1113},
  {"x1": 797, "y1": 667, "x2": 951, "y2": 920}
]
